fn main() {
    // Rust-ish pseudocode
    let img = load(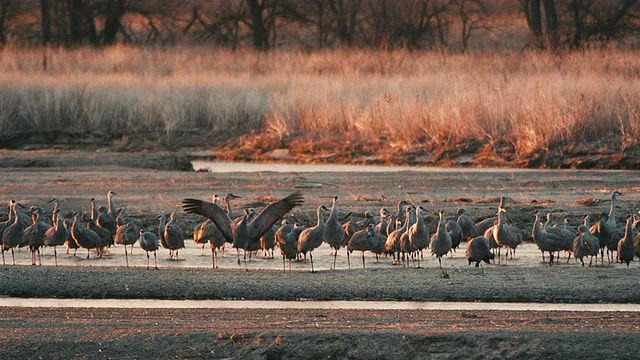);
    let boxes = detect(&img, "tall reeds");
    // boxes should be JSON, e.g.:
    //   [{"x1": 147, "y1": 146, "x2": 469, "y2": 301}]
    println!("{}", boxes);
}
[{"x1": 0, "y1": 46, "x2": 638, "y2": 161}]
